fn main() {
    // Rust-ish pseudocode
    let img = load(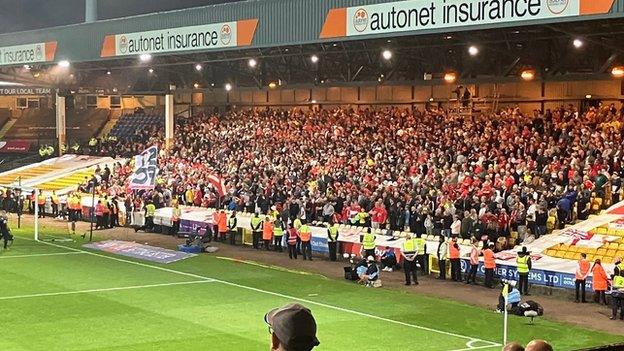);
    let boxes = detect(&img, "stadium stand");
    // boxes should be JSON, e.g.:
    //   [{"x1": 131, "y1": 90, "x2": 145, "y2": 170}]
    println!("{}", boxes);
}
[
  {"x1": 109, "y1": 113, "x2": 164, "y2": 141},
  {"x1": 4, "y1": 108, "x2": 109, "y2": 141}
]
